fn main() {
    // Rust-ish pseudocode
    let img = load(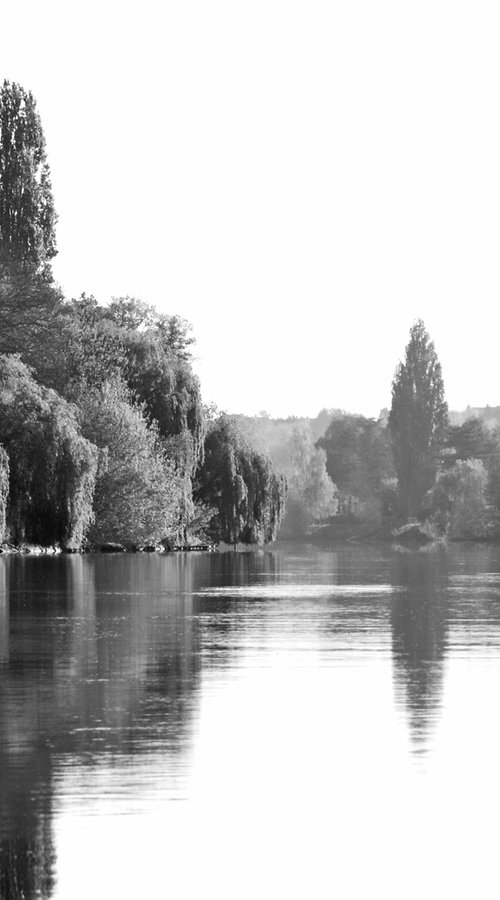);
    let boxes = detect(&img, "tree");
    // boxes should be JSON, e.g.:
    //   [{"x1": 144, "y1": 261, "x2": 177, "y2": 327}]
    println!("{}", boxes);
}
[
  {"x1": 316, "y1": 414, "x2": 393, "y2": 516},
  {"x1": 78, "y1": 379, "x2": 183, "y2": 546},
  {"x1": 389, "y1": 320, "x2": 448, "y2": 518},
  {"x1": 280, "y1": 428, "x2": 336, "y2": 535},
  {"x1": 0, "y1": 82, "x2": 61, "y2": 359},
  {"x1": 0, "y1": 81, "x2": 57, "y2": 268},
  {"x1": 194, "y1": 416, "x2": 286, "y2": 545},
  {"x1": 444, "y1": 417, "x2": 496, "y2": 467},
  {"x1": 122, "y1": 328, "x2": 204, "y2": 474},
  {"x1": 0, "y1": 268, "x2": 63, "y2": 358},
  {"x1": 33, "y1": 294, "x2": 126, "y2": 397},
  {"x1": 38, "y1": 295, "x2": 205, "y2": 477},
  {"x1": 0, "y1": 355, "x2": 97, "y2": 548},
  {"x1": 430, "y1": 459, "x2": 490, "y2": 540}
]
